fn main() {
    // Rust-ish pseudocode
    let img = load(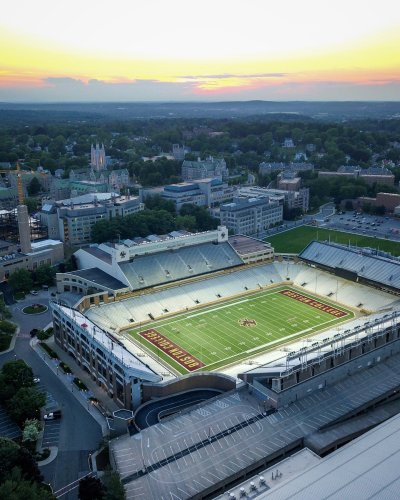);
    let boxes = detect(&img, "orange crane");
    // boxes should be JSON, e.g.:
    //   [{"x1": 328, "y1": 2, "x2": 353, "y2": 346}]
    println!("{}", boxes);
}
[{"x1": 0, "y1": 163, "x2": 47, "y2": 205}]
